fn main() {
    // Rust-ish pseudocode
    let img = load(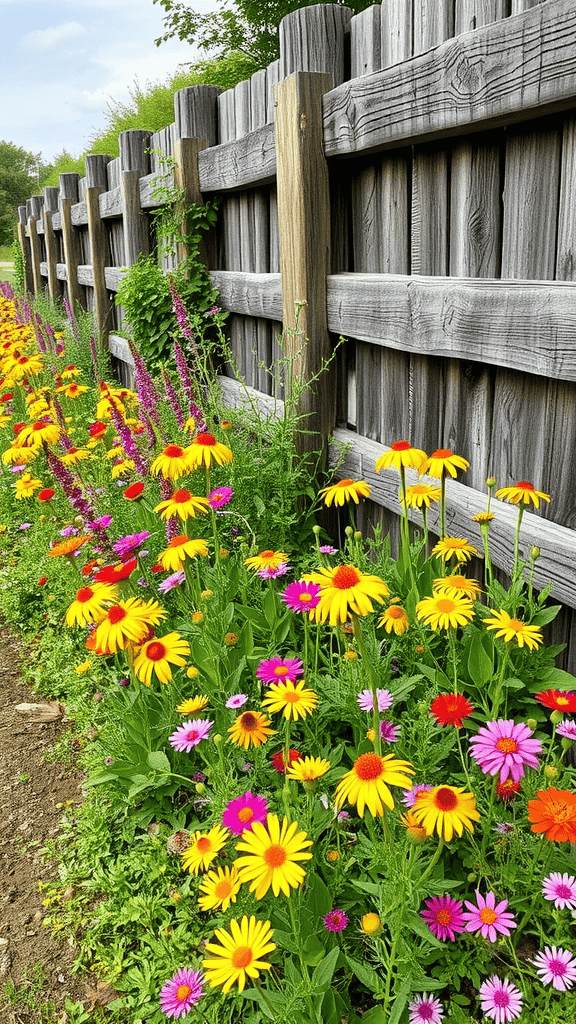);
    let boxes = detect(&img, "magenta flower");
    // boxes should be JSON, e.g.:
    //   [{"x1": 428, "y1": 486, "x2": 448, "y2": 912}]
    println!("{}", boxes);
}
[
  {"x1": 542, "y1": 872, "x2": 576, "y2": 910},
  {"x1": 158, "y1": 570, "x2": 186, "y2": 593},
  {"x1": 479, "y1": 976, "x2": 523, "y2": 1022},
  {"x1": 222, "y1": 791, "x2": 268, "y2": 834},
  {"x1": 86, "y1": 514, "x2": 113, "y2": 531},
  {"x1": 324, "y1": 909, "x2": 348, "y2": 933},
  {"x1": 257, "y1": 657, "x2": 304, "y2": 685},
  {"x1": 208, "y1": 486, "x2": 233, "y2": 509},
  {"x1": 468, "y1": 719, "x2": 542, "y2": 782},
  {"x1": 357, "y1": 688, "x2": 394, "y2": 712},
  {"x1": 533, "y1": 946, "x2": 576, "y2": 990},
  {"x1": 257, "y1": 562, "x2": 289, "y2": 579},
  {"x1": 113, "y1": 531, "x2": 150, "y2": 559},
  {"x1": 160, "y1": 967, "x2": 204, "y2": 1018},
  {"x1": 281, "y1": 580, "x2": 321, "y2": 614},
  {"x1": 379, "y1": 721, "x2": 400, "y2": 744},
  {"x1": 226, "y1": 693, "x2": 248, "y2": 709},
  {"x1": 408, "y1": 993, "x2": 444, "y2": 1023},
  {"x1": 557, "y1": 720, "x2": 576, "y2": 741},
  {"x1": 318, "y1": 545, "x2": 337, "y2": 554},
  {"x1": 403, "y1": 783, "x2": 433, "y2": 808},
  {"x1": 169, "y1": 719, "x2": 212, "y2": 753},
  {"x1": 420, "y1": 895, "x2": 465, "y2": 941},
  {"x1": 462, "y1": 892, "x2": 516, "y2": 942}
]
